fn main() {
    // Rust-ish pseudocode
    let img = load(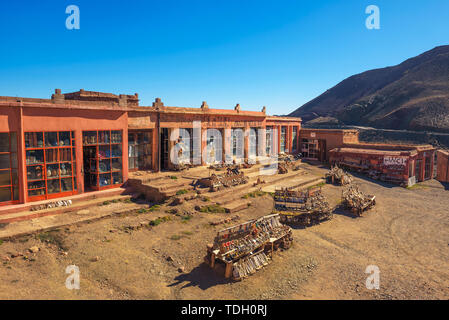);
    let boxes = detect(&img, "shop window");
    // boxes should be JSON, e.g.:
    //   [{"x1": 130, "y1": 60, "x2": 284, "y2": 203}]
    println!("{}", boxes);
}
[
  {"x1": 0, "y1": 132, "x2": 19, "y2": 205},
  {"x1": 292, "y1": 127, "x2": 298, "y2": 152},
  {"x1": 266, "y1": 127, "x2": 272, "y2": 155},
  {"x1": 280, "y1": 127, "x2": 286, "y2": 153},
  {"x1": 424, "y1": 156, "x2": 432, "y2": 180},
  {"x1": 25, "y1": 131, "x2": 77, "y2": 201},
  {"x1": 300, "y1": 139, "x2": 319, "y2": 159},
  {"x1": 83, "y1": 130, "x2": 123, "y2": 190},
  {"x1": 249, "y1": 128, "x2": 258, "y2": 159},
  {"x1": 128, "y1": 130, "x2": 153, "y2": 171}
]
